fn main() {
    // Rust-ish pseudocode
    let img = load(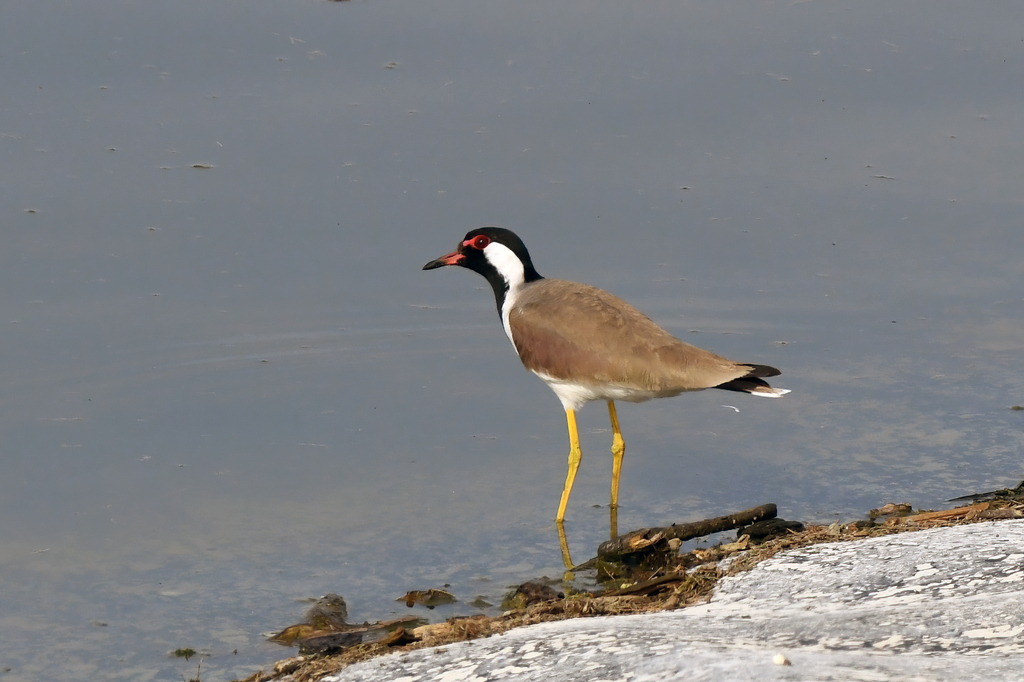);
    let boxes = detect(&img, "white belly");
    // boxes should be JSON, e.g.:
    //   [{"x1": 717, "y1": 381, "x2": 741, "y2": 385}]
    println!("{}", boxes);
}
[{"x1": 532, "y1": 370, "x2": 689, "y2": 412}]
